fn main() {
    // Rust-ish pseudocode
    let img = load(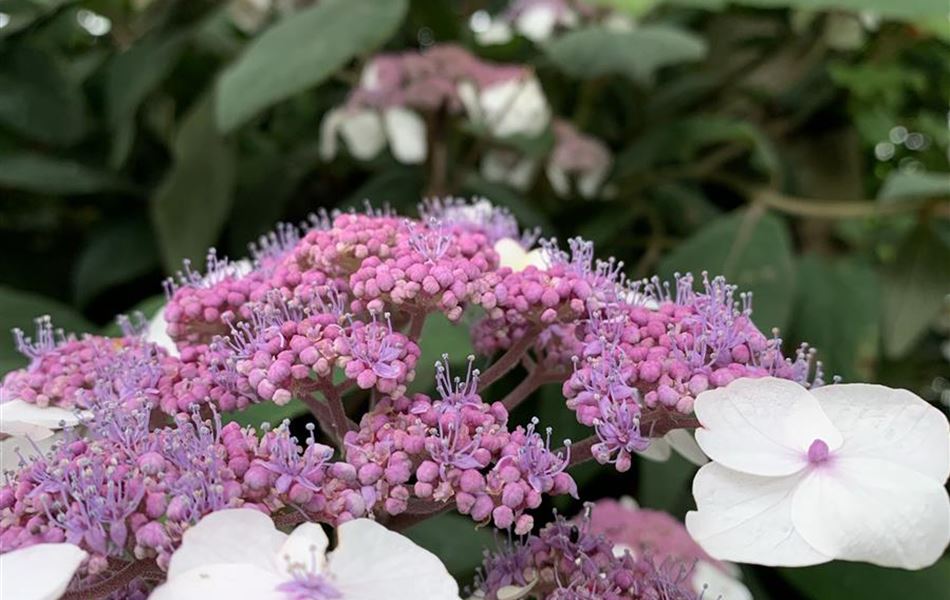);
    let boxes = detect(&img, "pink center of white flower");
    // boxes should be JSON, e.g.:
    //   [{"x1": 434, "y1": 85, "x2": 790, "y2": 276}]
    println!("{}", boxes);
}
[{"x1": 806, "y1": 438, "x2": 830, "y2": 464}]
